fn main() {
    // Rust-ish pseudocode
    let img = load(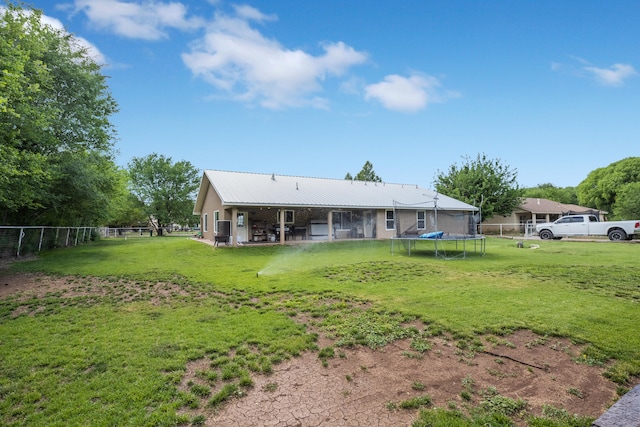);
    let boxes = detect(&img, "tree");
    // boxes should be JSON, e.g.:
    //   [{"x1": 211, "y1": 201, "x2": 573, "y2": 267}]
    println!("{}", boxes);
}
[
  {"x1": 106, "y1": 170, "x2": 148, "y2": 228},
  {"x1": 0, "y1": 2, "x2": 119, "y2": 225},
  {"x1": 345, "y1": 161, "x2": 382, "y2": 182},
  {"x1": 612, "y1": 182, "x2": 640, "y2": 219},
  {"x1": 128, "y1": 154, "x2": 200, "y2": 233},
  {"x1": 434, "y1": 154, "x2": 523, "y2": 221},
  {"x1": 35, "y1": 151, "x2": 125, "y2": 226},
  {"x1": 523, "y1": 183, "x2": 578, "y2": 204},
  {"x1": 577, "y1": 157, "x2": 640, "y2": 219}
]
